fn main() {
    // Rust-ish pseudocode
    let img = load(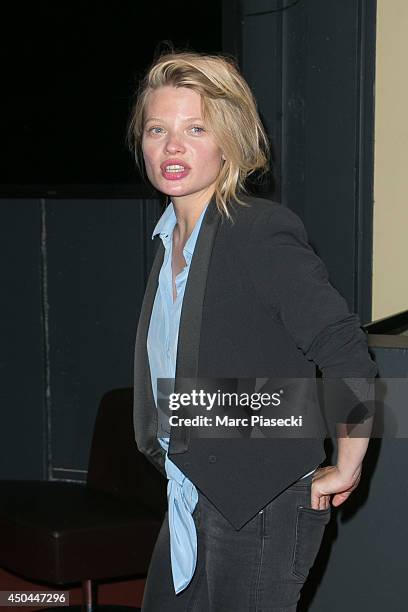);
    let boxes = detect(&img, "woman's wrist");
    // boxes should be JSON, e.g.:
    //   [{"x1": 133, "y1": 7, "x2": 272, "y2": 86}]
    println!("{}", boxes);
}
[
  {"x1": 335, "y1": 427, "x2": 370, "y2": 481},
  {"x1": 334, "y1": 463, "x2": 362, "y2": 484}
]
